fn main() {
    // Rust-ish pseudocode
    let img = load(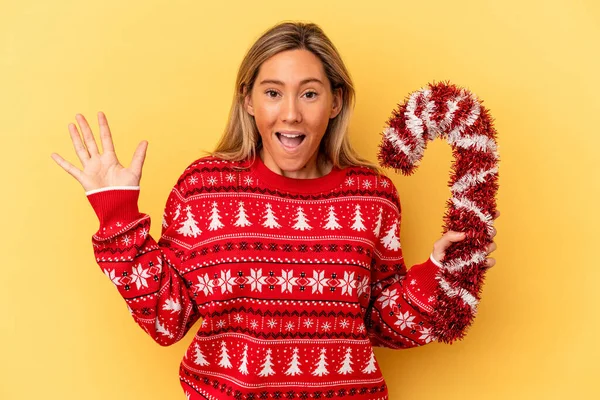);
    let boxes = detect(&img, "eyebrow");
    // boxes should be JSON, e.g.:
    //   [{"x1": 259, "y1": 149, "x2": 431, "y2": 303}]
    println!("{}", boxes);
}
[{"x1": 258, "y1": 78, "x2": 324, "y2": 86}]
